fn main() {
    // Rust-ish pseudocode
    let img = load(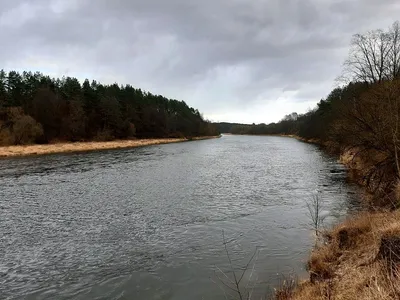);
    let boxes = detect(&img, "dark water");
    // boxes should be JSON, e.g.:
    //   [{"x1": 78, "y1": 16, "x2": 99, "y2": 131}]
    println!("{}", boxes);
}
[{"x1": 0, "y1": 135, "x2": 360, "y2": 300}]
